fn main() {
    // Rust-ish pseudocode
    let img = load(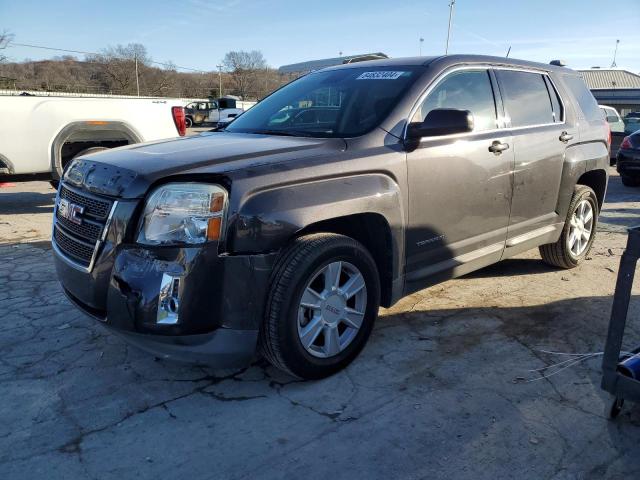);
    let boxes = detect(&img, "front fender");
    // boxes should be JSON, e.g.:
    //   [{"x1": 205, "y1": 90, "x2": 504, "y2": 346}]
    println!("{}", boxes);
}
[{"x1": 227, "y1": 172, "x2": 405, "y2": 263}]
